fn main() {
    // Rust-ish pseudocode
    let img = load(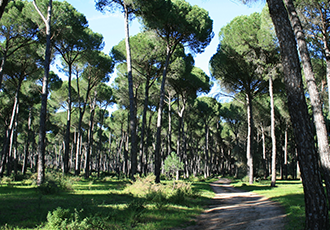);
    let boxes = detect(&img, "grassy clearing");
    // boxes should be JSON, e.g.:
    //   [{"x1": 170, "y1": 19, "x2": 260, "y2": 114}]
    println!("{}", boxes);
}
[
  {"x1": 230, "y1": 179, "x2": 305, "y2": 230},
  {"x1": 0, "y1": 172, "x2": 217, "y2": 230}
]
